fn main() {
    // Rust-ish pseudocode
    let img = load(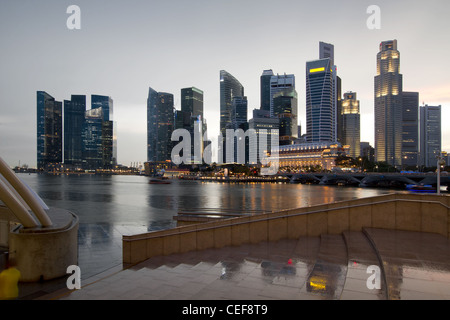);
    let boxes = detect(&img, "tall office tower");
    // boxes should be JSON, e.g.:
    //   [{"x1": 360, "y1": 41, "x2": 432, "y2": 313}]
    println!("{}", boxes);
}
[
  {"x1": 306, "y1": 58, "x2": 335, "y2": 143},
  {"x1": 260, "y1": 70, "x2": 274, "y2": 112},
  {"x1": 147, "y1": 88, "x2": 175, "y2": 162},
  {"x1": 37, "y1": 91, "x2": 62, "y2": 170},
  {"x1": 401, "y1": 92, "x2": 419, "y2": 168},
  {"x1": 419, "y1": 105, "x2": 441, "y2": 168},
  {"x1": 91, "y1": 95, "x2": 116, "y2": 167},
  {"x1": 319, "y1": 42, "x2": 342, "y2": 143},
  {"x1": 272, "y1": 88, "x2": 298, "y2": 145},
  {"x1": 269, "y1": 74, "x2": 295, "y2": 118},
  {"x1": 220, "y1": 70, "x2": 245, "y2": 162},
  {"x1": 180, "y1": 87, "x2": 206, "y2": 164},
  {"x1": 248, "y1": 109, "x2": 279, "y2": 165},
  {"x1": 374, "y1": 40, "x2": 403, "y2": 167},
  {"x1": 63, "y1": 95, "x2": 86, "y2": 168},
  {"x1": 231, "y1": 96, "x2": 248, "y2": 130},
  {"x1": 360, "y1": 142, "x2": 375, "y2": 162},
  {"x1": 341, "y1": 92, "x2": 361, "y2": 158},
  {"x1": 82, "y1": 108, "x2": 104, "y2": 170}
]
